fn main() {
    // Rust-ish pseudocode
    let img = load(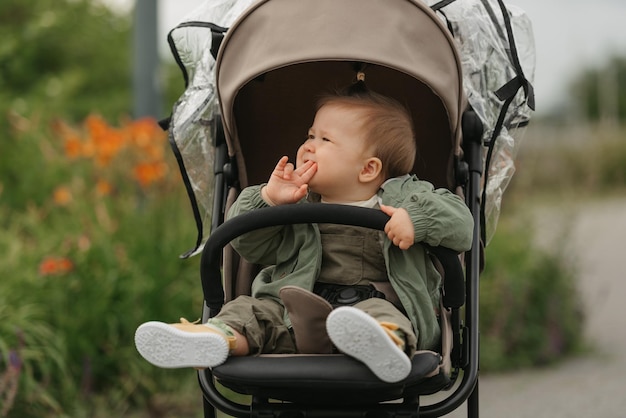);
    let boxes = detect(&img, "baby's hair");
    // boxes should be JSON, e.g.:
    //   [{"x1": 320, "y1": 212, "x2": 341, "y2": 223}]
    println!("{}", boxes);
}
[{"x1": 316, "y1": 85, "x2": 416, "y2": 179}]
